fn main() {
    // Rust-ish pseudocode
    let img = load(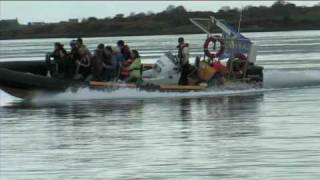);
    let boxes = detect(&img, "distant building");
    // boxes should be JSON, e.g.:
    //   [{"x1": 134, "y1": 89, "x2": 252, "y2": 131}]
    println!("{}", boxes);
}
[
  {"x1": 28, "y1": 22, "x2": 46, "y2": 26},
  {"x1": 68, "y1": 18, "x2": 79, "y2": 23},
  {"x1": 0, "y1": 18, "x2": 19, "y2": 29}
]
